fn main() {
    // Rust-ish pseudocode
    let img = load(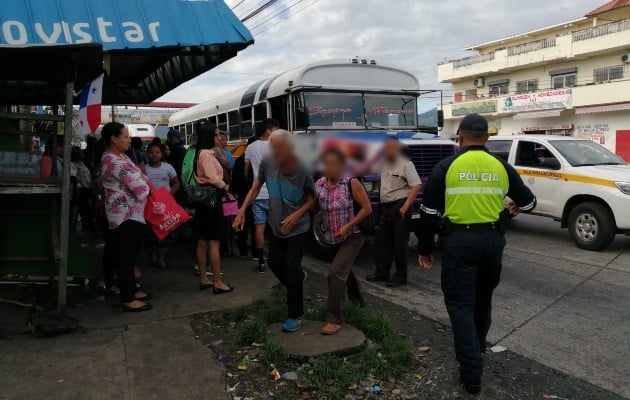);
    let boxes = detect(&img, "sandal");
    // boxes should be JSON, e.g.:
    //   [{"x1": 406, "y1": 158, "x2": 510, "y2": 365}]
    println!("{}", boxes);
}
[
  {"x1": 199, "y1": 282, "x2": 214, "y2": 291},
  {"x1": 213, "y1": 285, "x2": 234, "y2": 295},
  {"x1": 122, "y1": 303, "x2": 153, "y2": 312}
]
